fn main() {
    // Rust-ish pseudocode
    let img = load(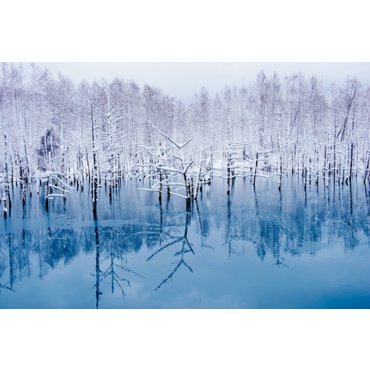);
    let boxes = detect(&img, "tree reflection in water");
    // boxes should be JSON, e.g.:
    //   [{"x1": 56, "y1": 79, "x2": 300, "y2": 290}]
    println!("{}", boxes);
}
[
  {"x1": 147, "y1": 209, "x2": 194, "y2": 291},
  {"x1": 0, "y1": 177, "x2": 369, "y2": 307}
]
